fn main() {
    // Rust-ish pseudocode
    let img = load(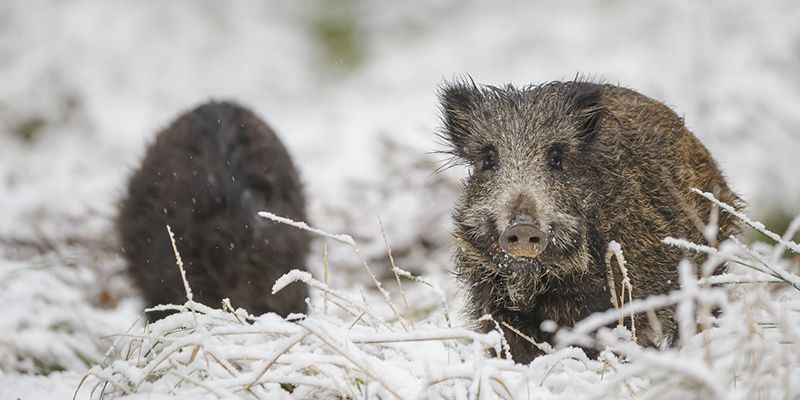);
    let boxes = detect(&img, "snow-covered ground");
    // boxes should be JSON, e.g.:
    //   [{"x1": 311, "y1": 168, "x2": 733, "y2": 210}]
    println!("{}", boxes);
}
[{"x1": 1, "y1": 1, "x2": 799, "y2": 398}]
